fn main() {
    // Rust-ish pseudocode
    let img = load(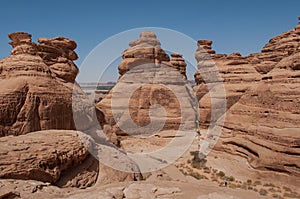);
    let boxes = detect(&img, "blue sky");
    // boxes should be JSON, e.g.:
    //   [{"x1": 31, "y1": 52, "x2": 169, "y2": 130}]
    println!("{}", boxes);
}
[{"x1": 0, "y1": 0, "x2": 299, "y2": 82}]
